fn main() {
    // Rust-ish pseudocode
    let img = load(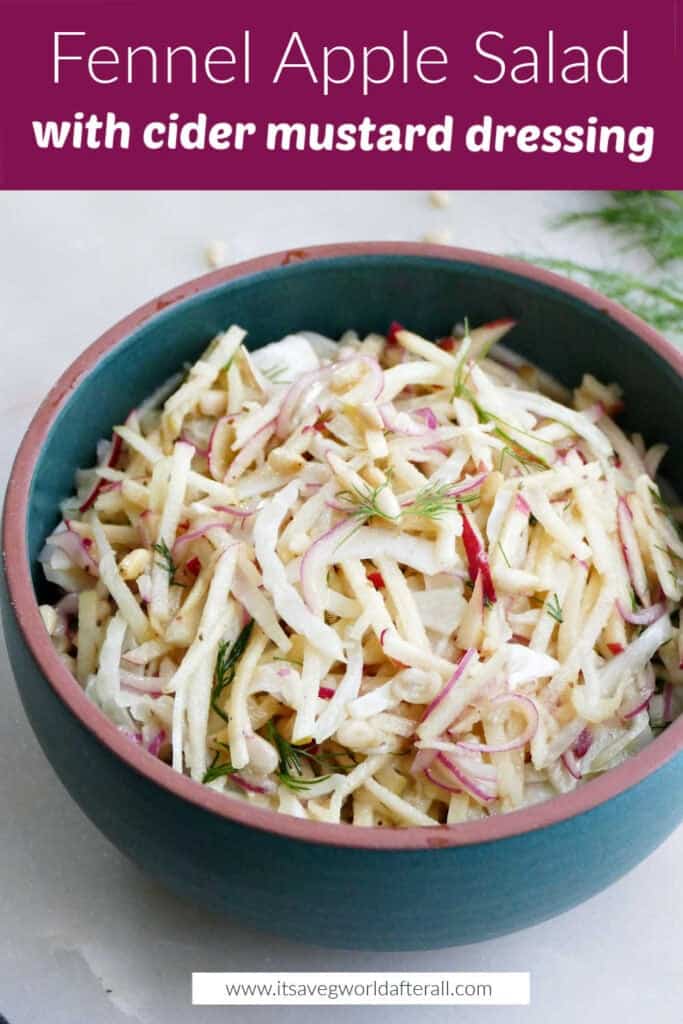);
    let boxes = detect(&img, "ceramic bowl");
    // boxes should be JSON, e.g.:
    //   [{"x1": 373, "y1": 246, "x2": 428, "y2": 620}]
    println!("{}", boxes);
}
[{"x1": 3, "y1": 243, "x2": 683, "y2": 950}]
